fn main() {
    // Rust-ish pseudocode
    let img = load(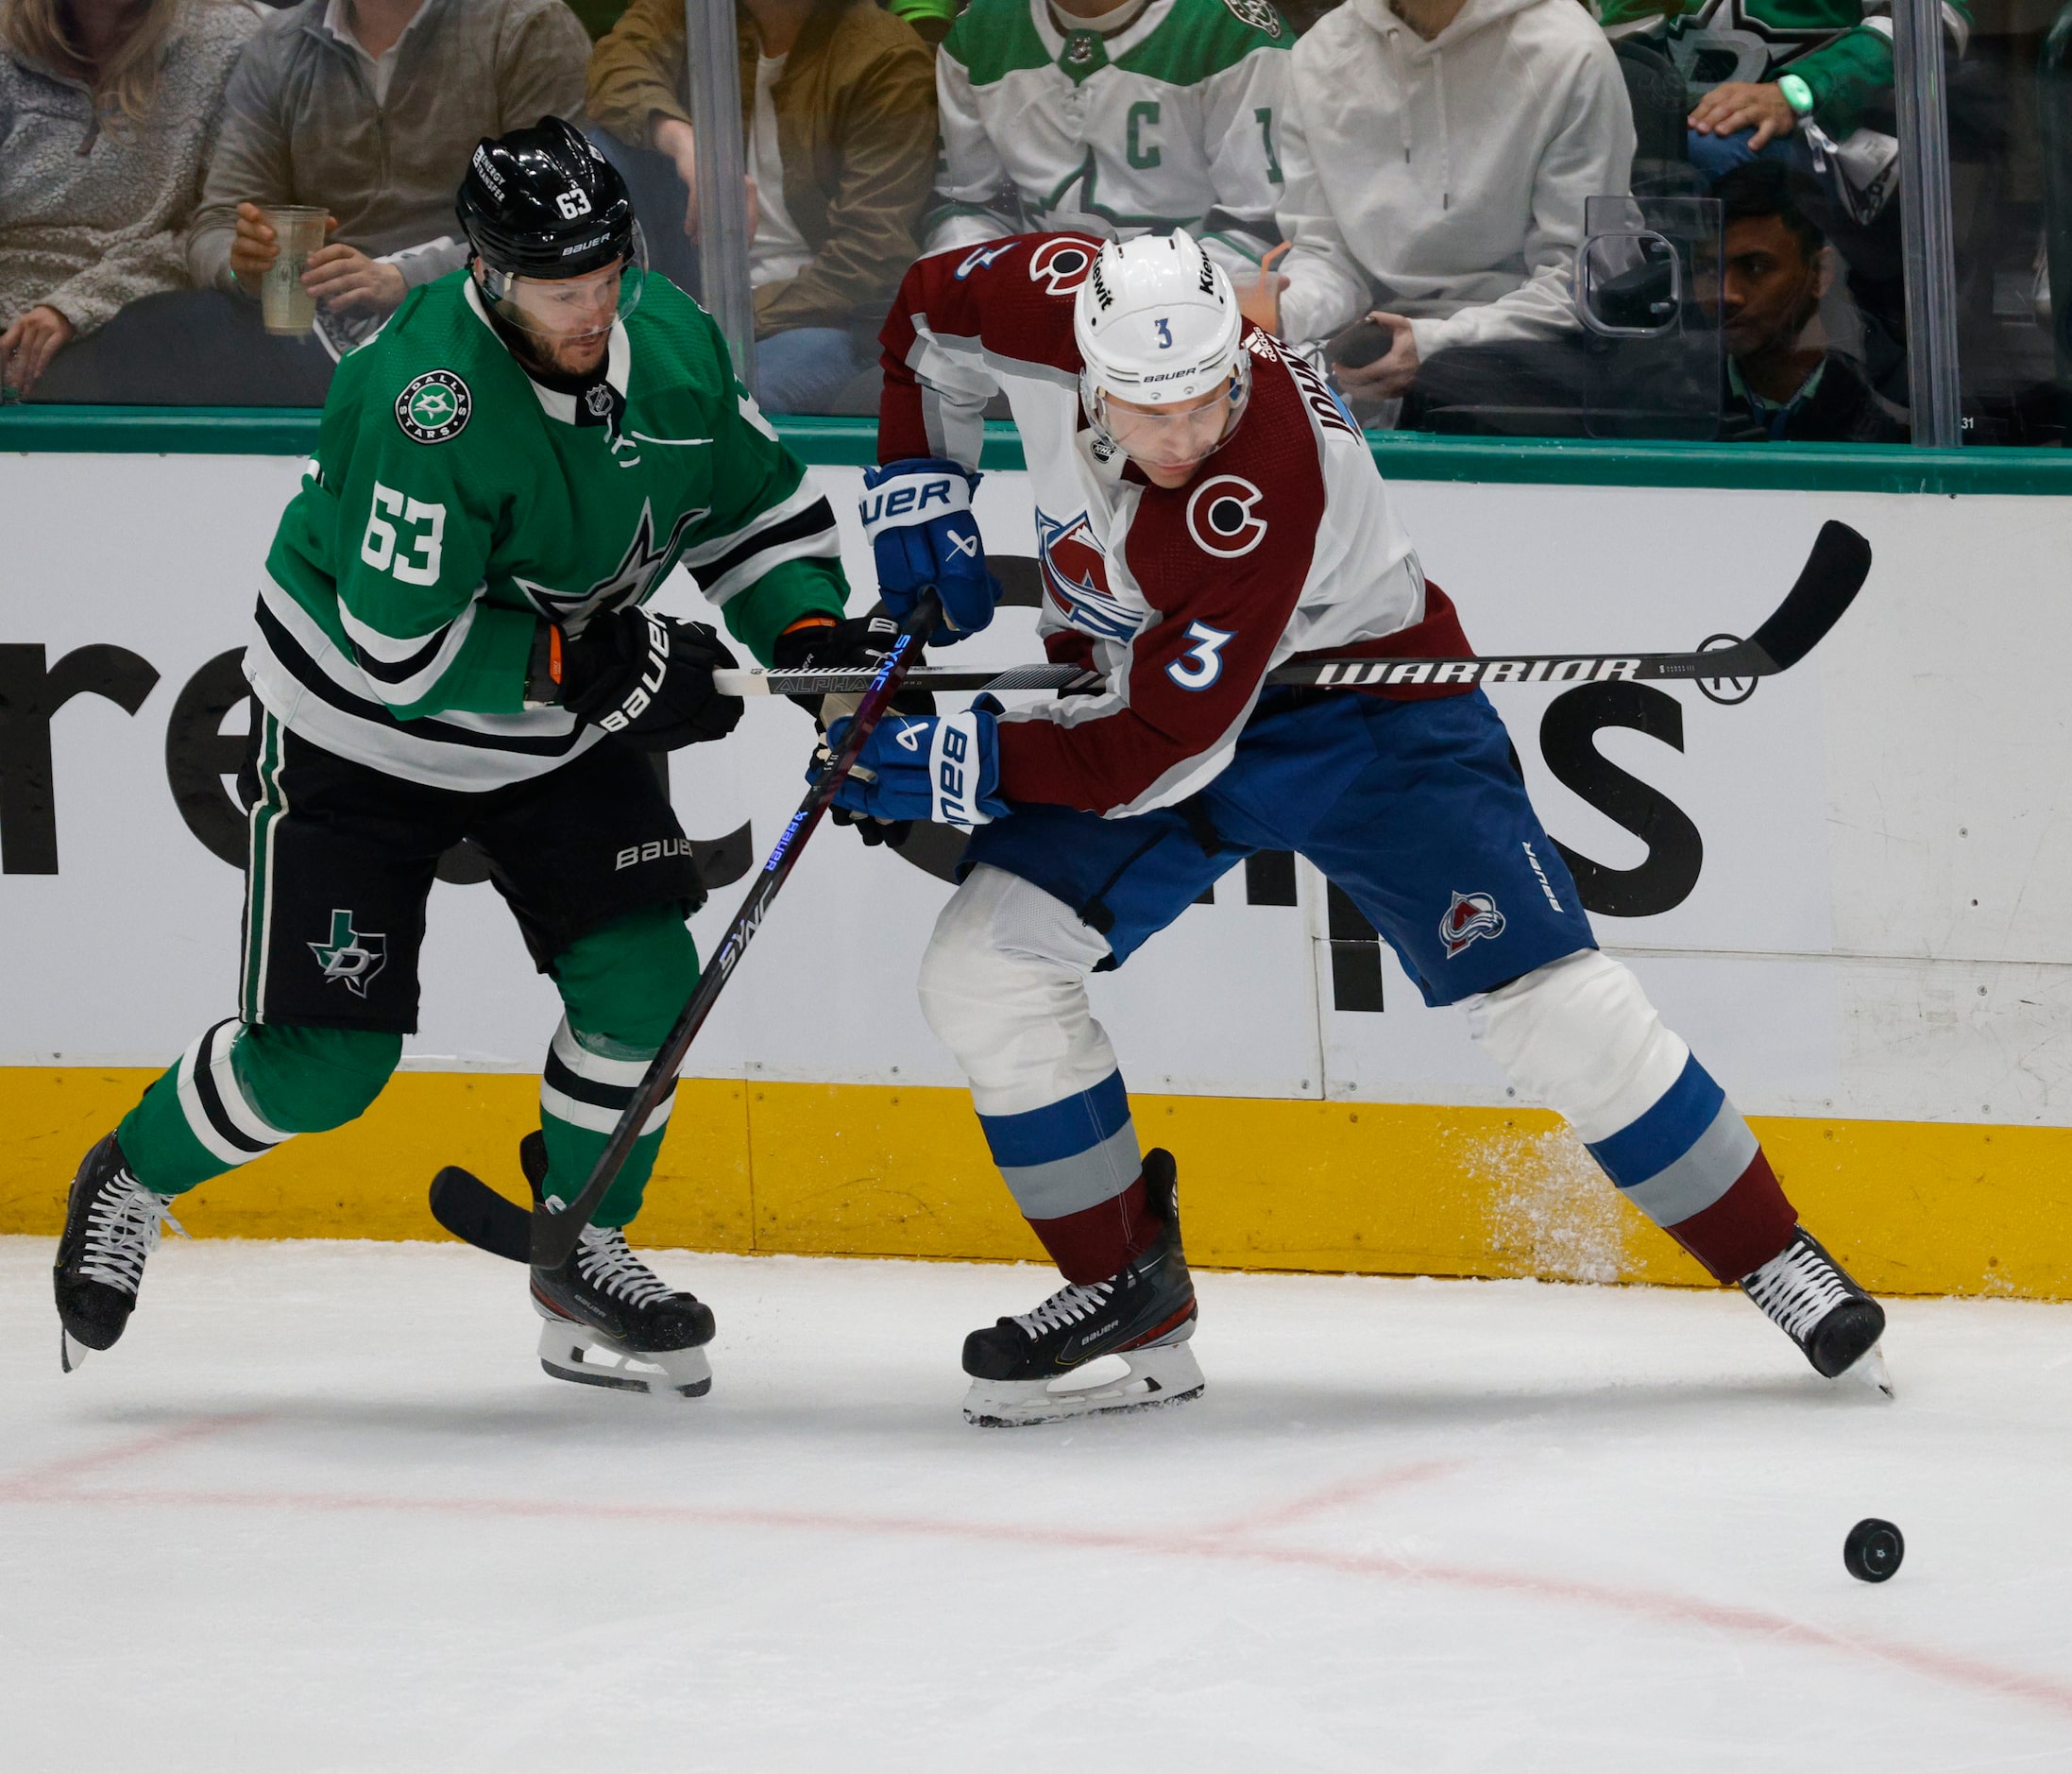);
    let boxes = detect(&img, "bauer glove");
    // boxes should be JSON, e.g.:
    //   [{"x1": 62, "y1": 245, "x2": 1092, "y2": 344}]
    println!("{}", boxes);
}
[
  {"x1": 858, "y1": 458, "x2": 998, "y2": 645},
  {"x1": 818, "y1": 697, "x2": 1008, "y2": 834},
  {"x1": 774, "y1": 612, "x2": 937, "y2": 848},
  {"x1": 556, "y1": 607, "x2": 742, "y2": 751}
]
